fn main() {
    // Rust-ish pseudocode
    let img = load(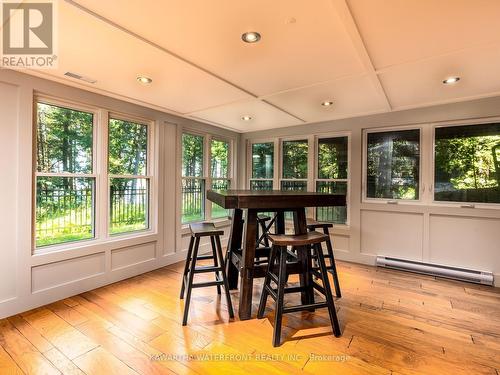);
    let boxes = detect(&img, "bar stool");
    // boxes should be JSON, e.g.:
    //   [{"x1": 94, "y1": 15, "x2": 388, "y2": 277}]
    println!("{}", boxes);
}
[
  {"x1": 257, "y1": 231, "x2": 341, "y2": 347},
  {"x1": 180, "y1": 223, "x2": 234, "y2": 326},
  {"x1": 306, "y1": 218, "x2": 342, "y2": 298},
  {"x1": 256, "y1": 214, "x2": 272, "y2": 248}
]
